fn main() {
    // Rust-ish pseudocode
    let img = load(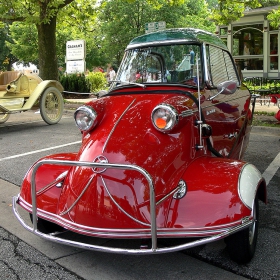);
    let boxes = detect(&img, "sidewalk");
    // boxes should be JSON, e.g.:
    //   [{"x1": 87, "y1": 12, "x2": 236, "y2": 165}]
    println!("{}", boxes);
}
[{"x1": 254, "y1": 102, "x2": 279, "y2": 113}]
